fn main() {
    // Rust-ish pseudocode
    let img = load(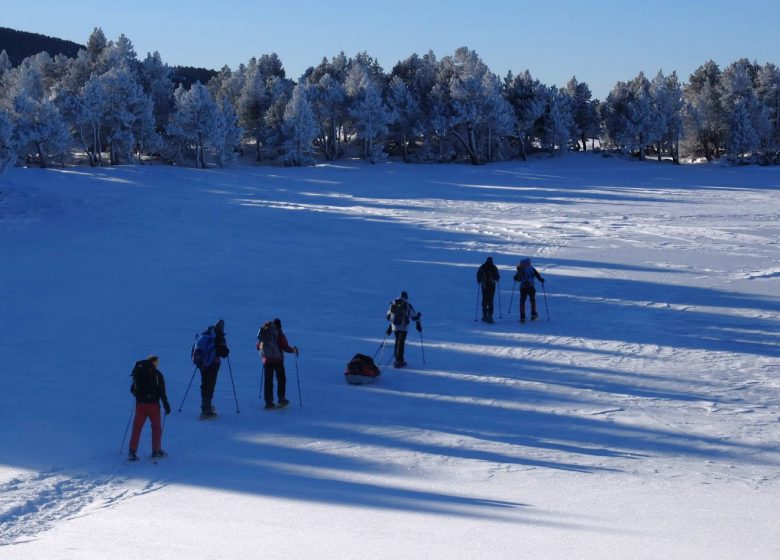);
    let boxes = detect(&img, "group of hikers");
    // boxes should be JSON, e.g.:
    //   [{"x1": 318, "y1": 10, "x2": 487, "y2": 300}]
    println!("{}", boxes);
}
[
  {"x1": 477, "y1": 256, "x2": 545, "y2": 323},
  {"x1": 126, "y1": 256, "x2": 545, "y2": 461}
]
